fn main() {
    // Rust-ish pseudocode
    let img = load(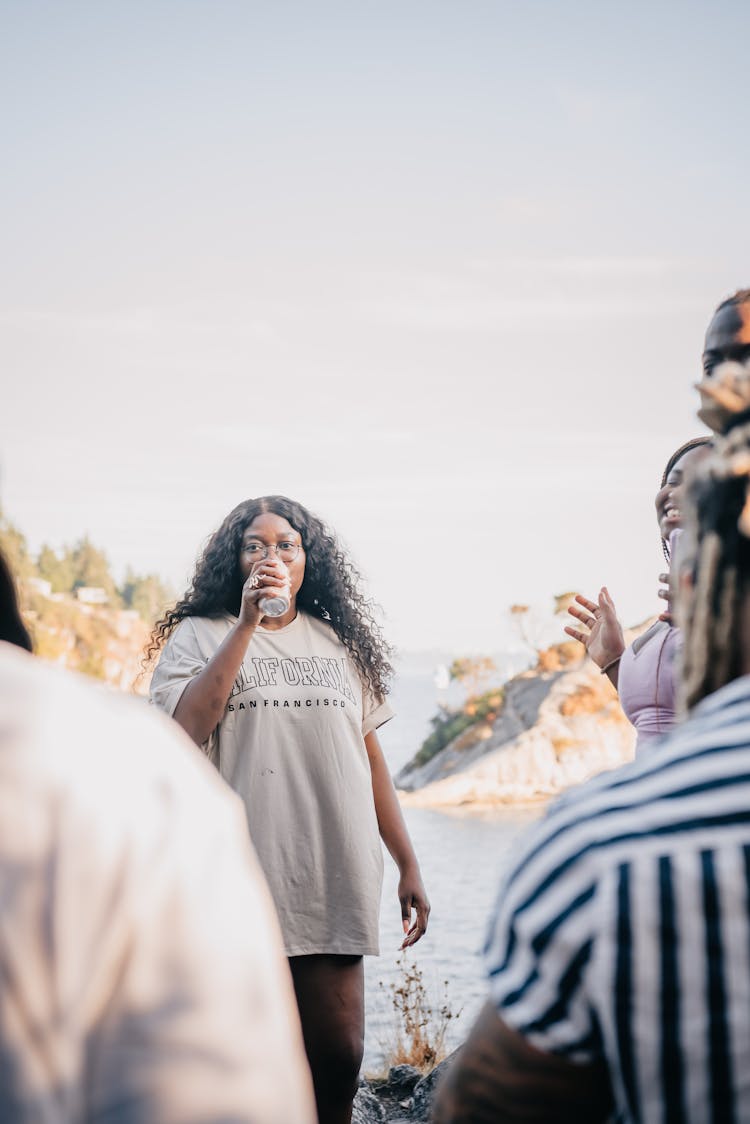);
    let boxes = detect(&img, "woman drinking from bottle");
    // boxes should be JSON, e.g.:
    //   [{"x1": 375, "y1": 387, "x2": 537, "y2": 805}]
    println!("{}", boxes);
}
[{"x1": 147, "y1": 495, "x2": 429, "y2": 1124}]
